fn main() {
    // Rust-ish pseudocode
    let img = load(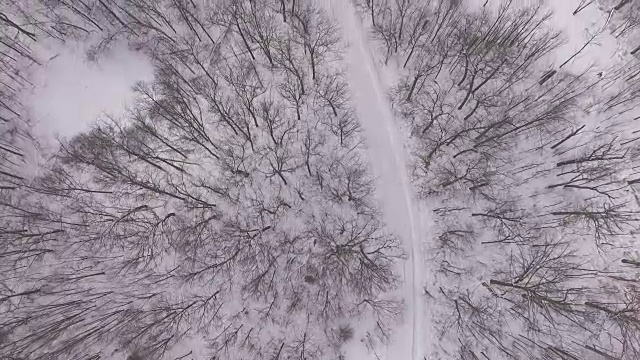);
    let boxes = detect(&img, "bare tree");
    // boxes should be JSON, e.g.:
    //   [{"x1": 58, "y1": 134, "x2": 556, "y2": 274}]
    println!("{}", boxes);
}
[{"x1": 0, "y1": 2, "x2": 402, "y2": 359}]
